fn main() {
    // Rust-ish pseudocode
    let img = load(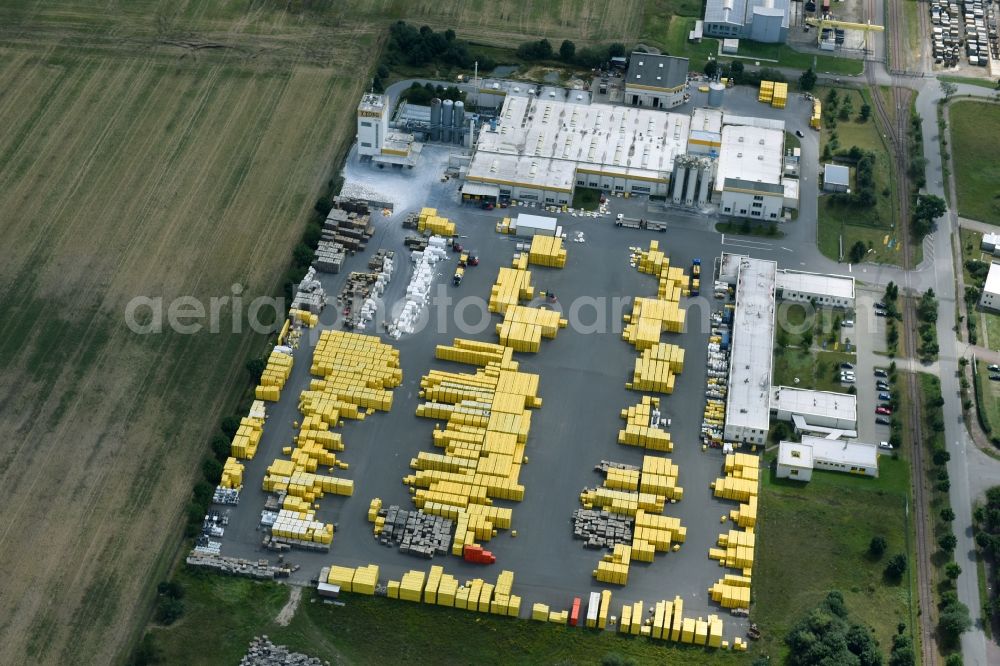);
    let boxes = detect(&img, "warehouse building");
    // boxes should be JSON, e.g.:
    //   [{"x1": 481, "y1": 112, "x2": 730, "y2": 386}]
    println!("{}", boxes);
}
[
  {"x1": 723, "y1": 254, "x2": 776, "y2": 445},
  {"x1": 776, "y1": 436, "x2": 879, "y2": 480},
  {"x1": 822, "y1": 164, "x2": 850, "y2": 193},
  {"x1": 715, "y1": 123, "x2": 786, "y2": 220},
  {"x1": 466, "y1": 94, "x2": 691, "y2": 203},
  {"x1": 356, "y1": 93, "x2": 421, "y2": 167},
  {"x1": 703, "y1": 0, "x2": 791, "y2": 44},
  {"x1": 624, "y1": 53, "x2": 690, "y2": 109},
  {"x1": 980, "y1": 262, "x2": 1000, "y2": 312},
  {"x1": 776, "y1": 269, "x2": 855, "y2": 309},
  {"x1": 771, "y1": 386, "x2": 858, "y2": 434}
]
